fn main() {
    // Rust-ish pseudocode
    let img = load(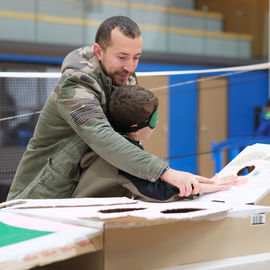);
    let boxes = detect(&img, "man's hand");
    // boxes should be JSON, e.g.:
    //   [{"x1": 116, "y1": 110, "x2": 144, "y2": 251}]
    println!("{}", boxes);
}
[
  {"x1": 159, "y1": 168, "x2": 238, "y2": 197},
  {"x1": 160, "y1": 168, "x2": 203, "y2": 197}
]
